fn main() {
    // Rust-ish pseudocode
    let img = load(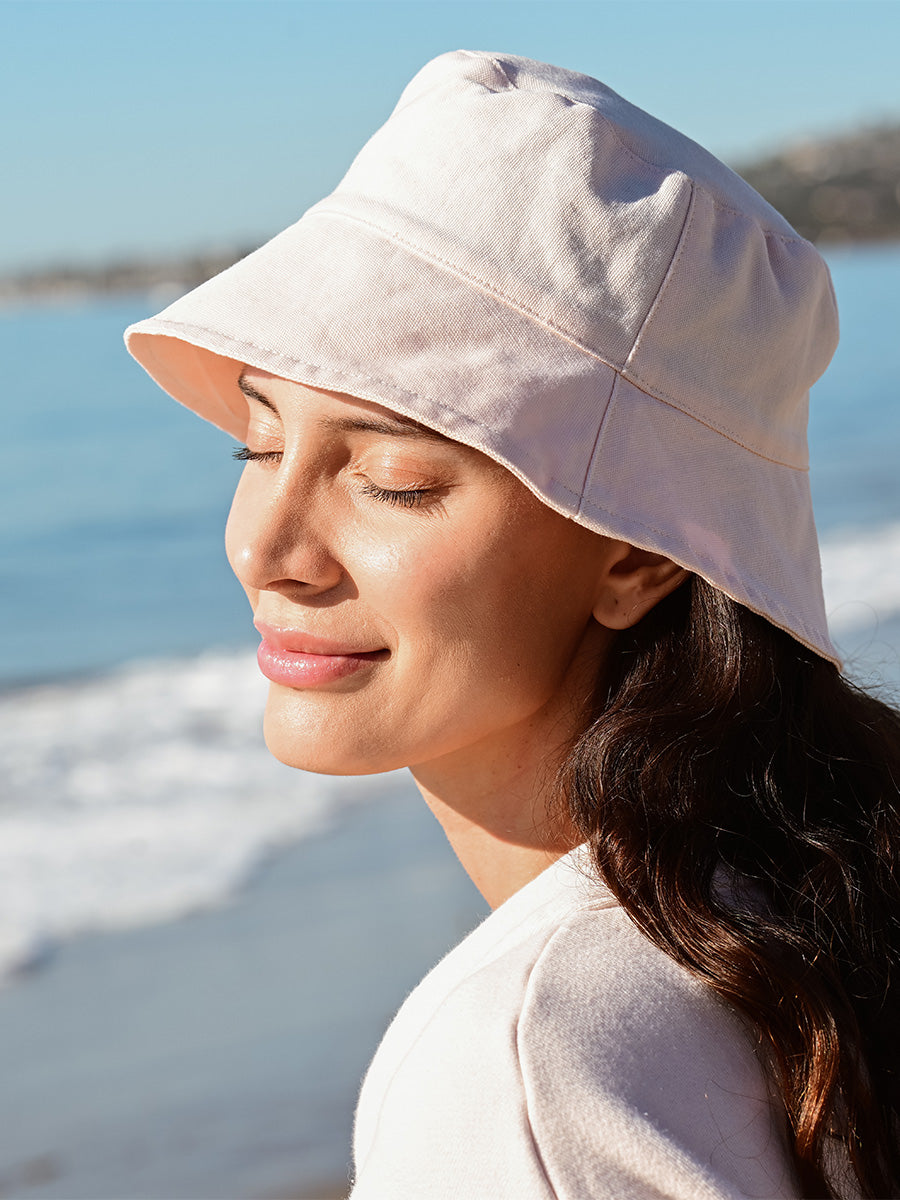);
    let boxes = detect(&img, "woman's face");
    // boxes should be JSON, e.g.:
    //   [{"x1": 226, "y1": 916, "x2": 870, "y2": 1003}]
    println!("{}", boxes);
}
[{"x1": 225, "y1": 369, "x2": 614, "y2": 778}]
